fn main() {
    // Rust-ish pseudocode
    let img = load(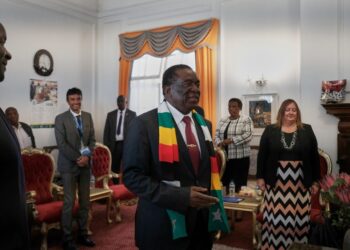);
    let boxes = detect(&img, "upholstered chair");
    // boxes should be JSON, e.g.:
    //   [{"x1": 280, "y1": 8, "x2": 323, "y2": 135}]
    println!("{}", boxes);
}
[
  {"x1": 22, "y1": 148, "x2": 64, "y2": 250},
  {"x1": 310, "y1": 148, "x2": 332, "y2": 223},
  {"x1": 91, "y1": 143, "x2": 136, "y2": 222}
]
